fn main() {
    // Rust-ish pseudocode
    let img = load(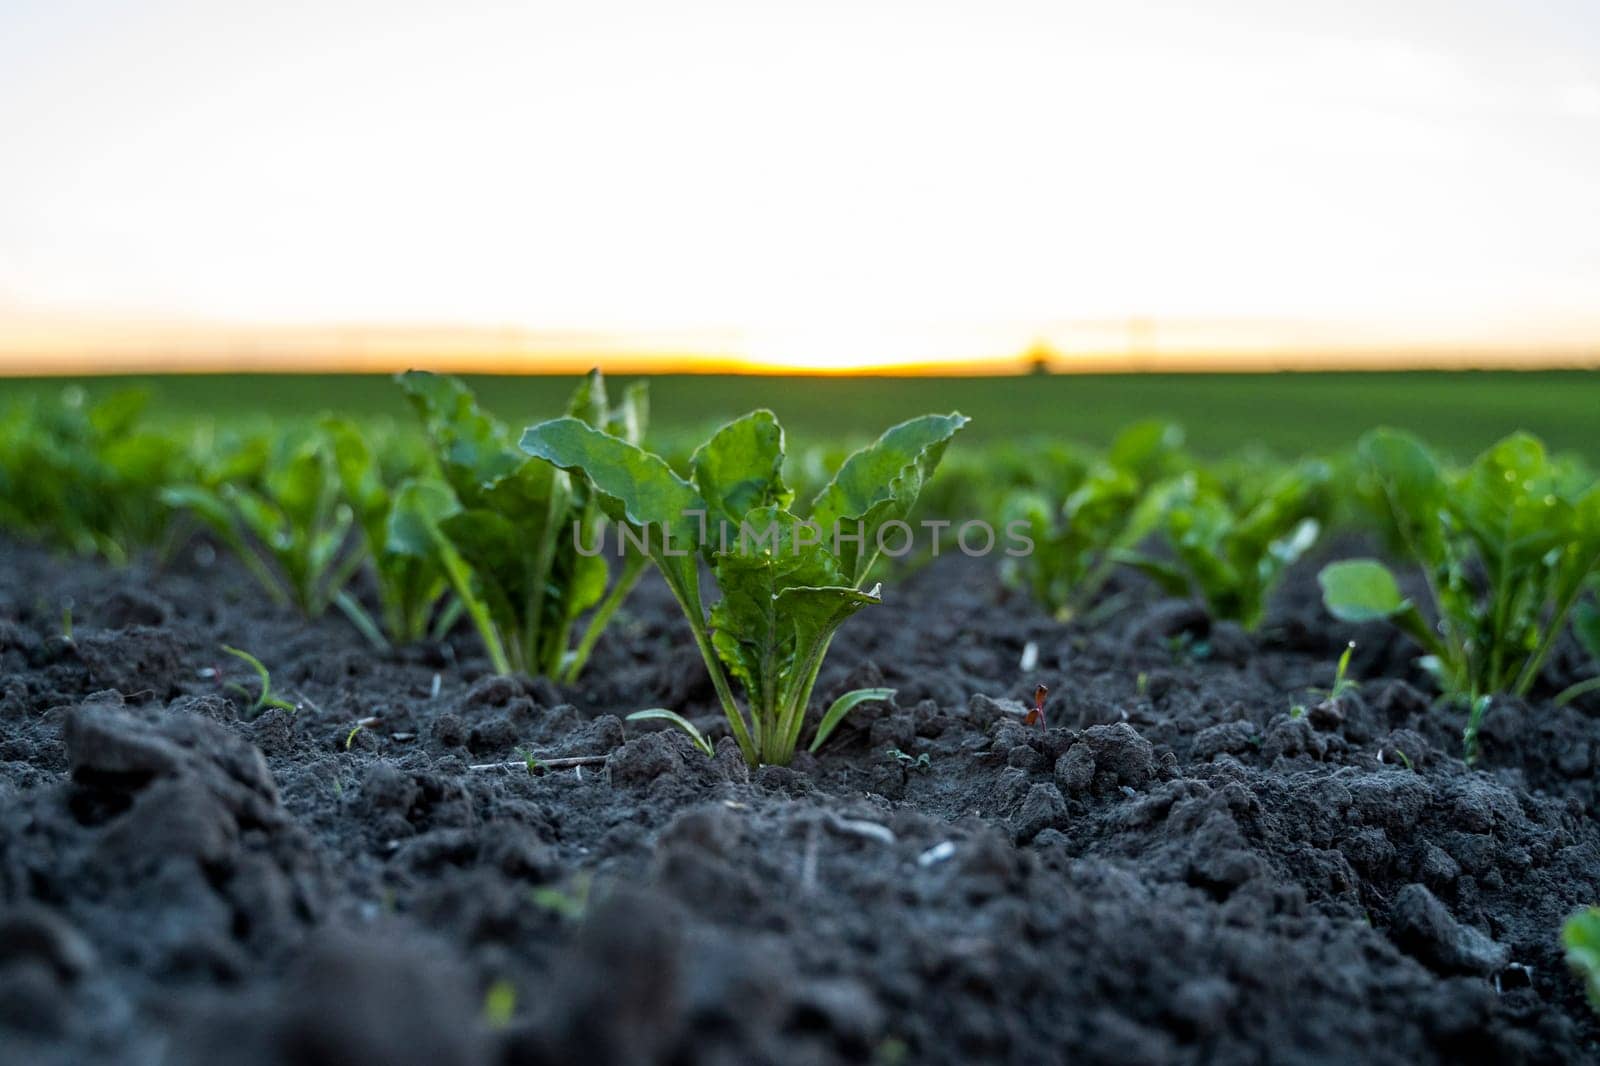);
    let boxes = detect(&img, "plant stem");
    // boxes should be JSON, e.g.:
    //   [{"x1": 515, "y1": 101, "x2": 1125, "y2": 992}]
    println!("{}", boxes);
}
[
  {"x1": 1511, "y1": 559, "x2": 1598, "y2": 696},
  {"x1": 773, "y1": 631, "x2": 835, "y2": 764},
  {"x1": 562, "y1": 553, "x2": 646, "y2": 684},
  {"x1": 335, "y1": 590, "x2": 391, "y2": 652},
  {"x1": 658, "y1": 563, "x2": 755, "y2": 764},
  {"x1": 1556, "y1": 676, "x2": 1600, "y2": 706}
]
